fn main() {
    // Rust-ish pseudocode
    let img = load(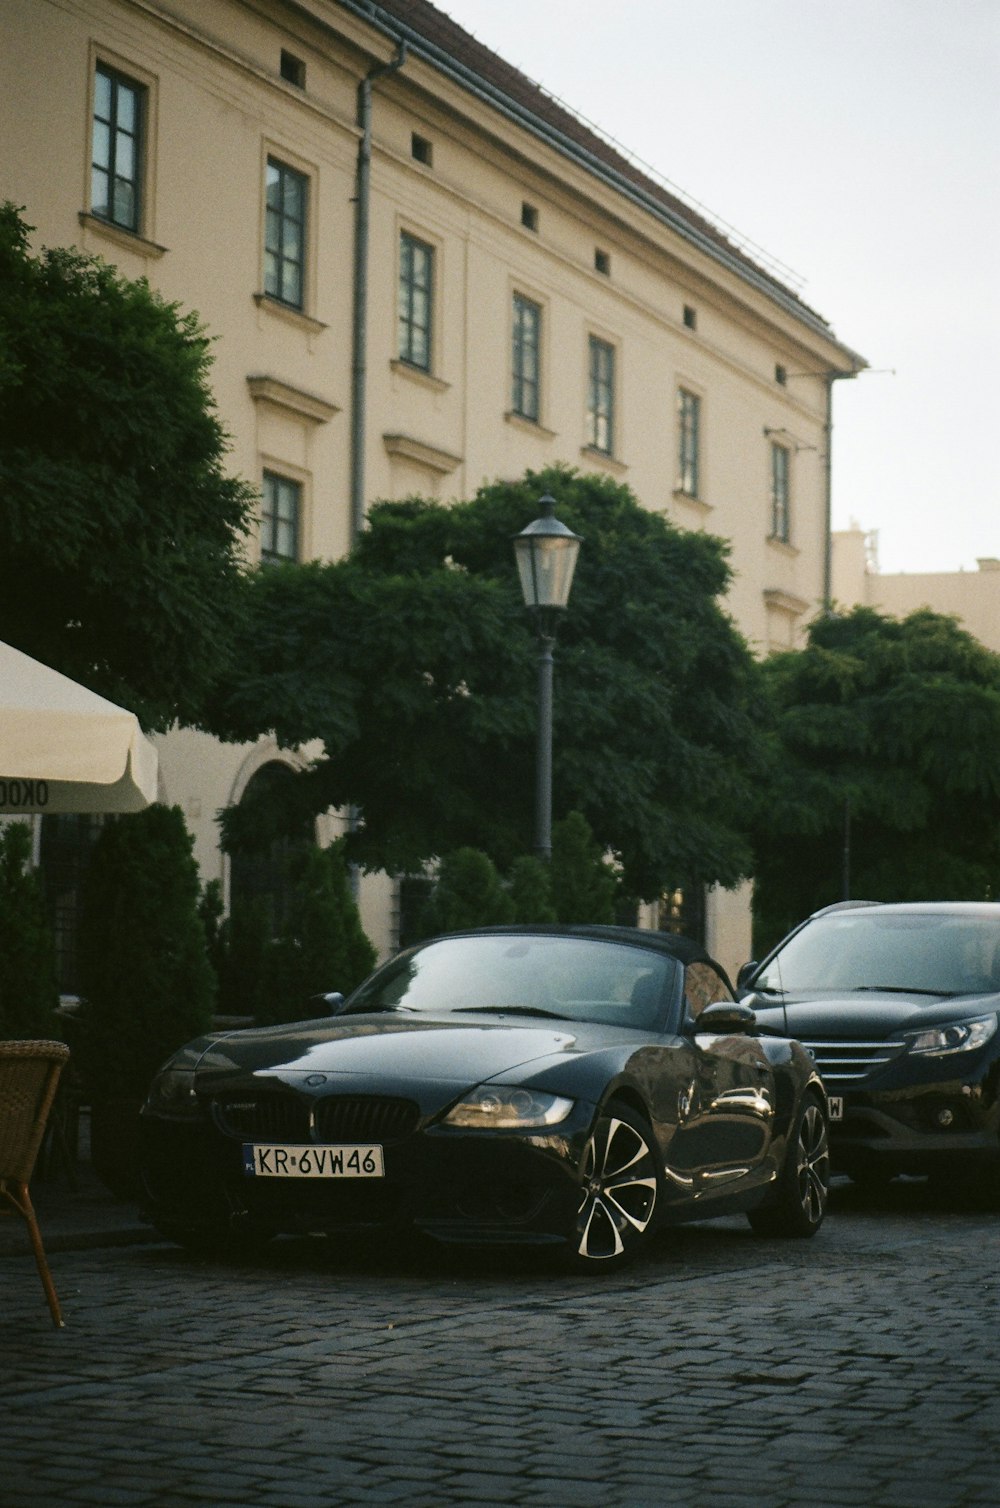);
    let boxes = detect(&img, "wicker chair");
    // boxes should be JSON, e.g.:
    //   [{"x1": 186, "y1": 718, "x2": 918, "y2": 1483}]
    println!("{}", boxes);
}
[{"x1": 0, "y1": 1040, "x2": 72, "y2": 1327}]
